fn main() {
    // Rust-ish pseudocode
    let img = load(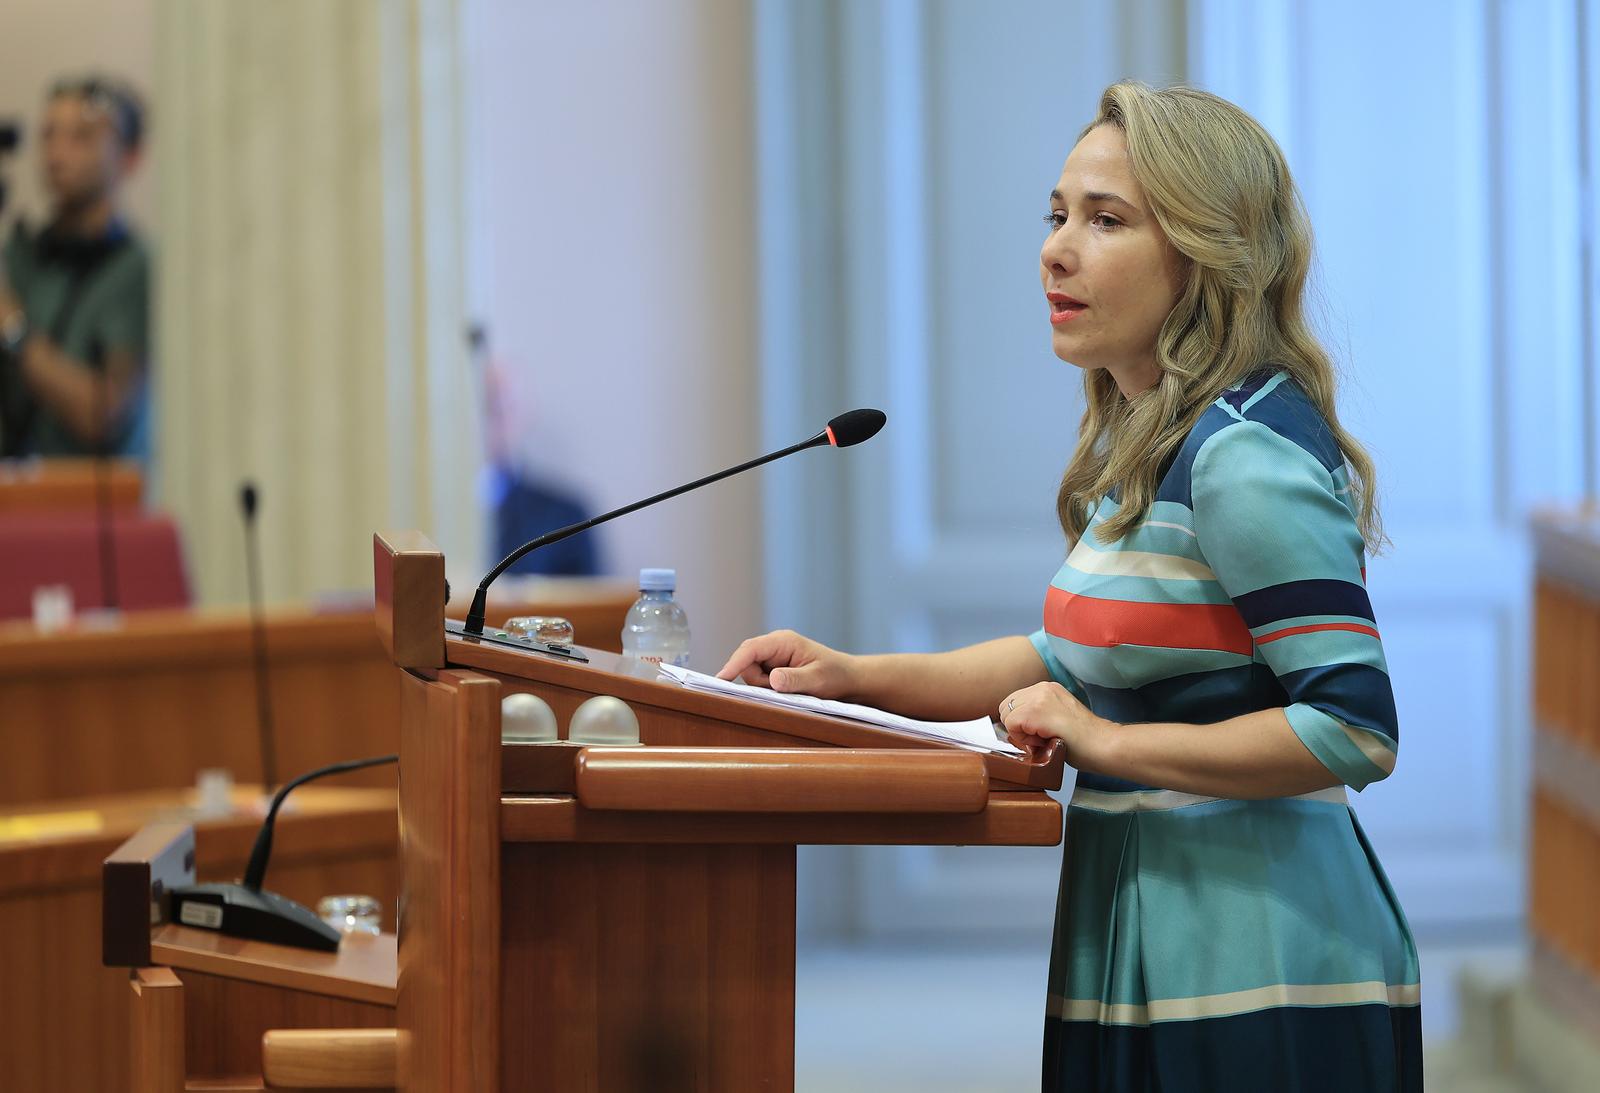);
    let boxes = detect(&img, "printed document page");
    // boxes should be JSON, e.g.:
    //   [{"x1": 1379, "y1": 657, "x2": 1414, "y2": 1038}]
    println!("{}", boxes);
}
[{"x1": 657, "y1": 663, "x2": 1023, "y2": 756}]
